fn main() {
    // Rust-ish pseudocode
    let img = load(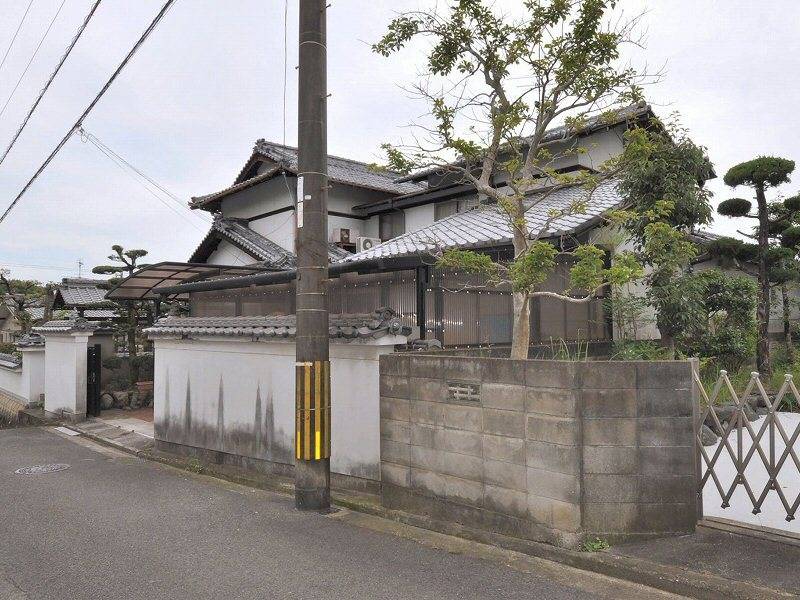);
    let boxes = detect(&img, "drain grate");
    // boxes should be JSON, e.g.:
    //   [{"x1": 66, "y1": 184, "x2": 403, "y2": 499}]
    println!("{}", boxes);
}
[{"x1": 14, "y1": 464, "x2": 70, "y2": 475}]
